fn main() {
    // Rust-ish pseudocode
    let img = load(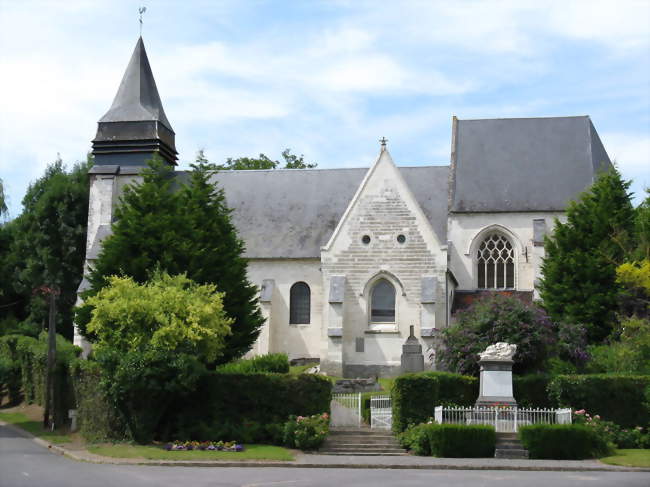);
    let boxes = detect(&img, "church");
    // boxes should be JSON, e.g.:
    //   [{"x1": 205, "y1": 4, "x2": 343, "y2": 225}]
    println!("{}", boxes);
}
[{"x1": 74, "y1": 38, "x2": 613, "y2": 377}]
